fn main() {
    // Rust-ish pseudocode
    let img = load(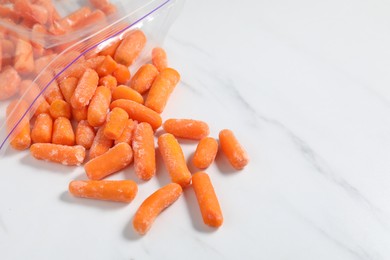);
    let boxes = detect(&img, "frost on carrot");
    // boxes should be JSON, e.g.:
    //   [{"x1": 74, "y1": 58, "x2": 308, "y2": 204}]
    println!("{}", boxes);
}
[
  {"x1": 70, "y1": 68, "x2": 99, "y2": 109},
  {"x1": 75, "y1": 120, "x2": 95, "y2": 149},
  {"x1": 219, "y1": 129, "x2": 249, "y2": 170},
  {"x1": 130, "y1": 64, "x2": 159, "y2": 95},
  {"x1": 114, "y1": 119, "x2": 136, "y2": 145},
  {"x1": 87, "y1": 86, "x2": 111, "y2": 127},
  {"x1": 52, "y1": 117, "x2": 75, "y2": 146},
  {"x1": 192, "y1": 137, "x2": 218, "y2": 169},
  {"x1": 30, "y1": 143, "x2": 86, "y2": 166},
  {"x1": 114, "y1": 30, "x2": 146, "y2": 67},
  {"x1": 103, "y1": 107, "x2": 128, "y2": 140},
  {"x1": 31, "y1": 113, "x2": 53, "y2": 144},
  {"x1": 163, "y1": 119, "x2": 209, "y2": 140},
  {"x1": 89, "y1": 125, "x2": 113, "y2": 159},
  {"x1": 0, "y1": 66, "x2": 21, "y2": 100}
]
